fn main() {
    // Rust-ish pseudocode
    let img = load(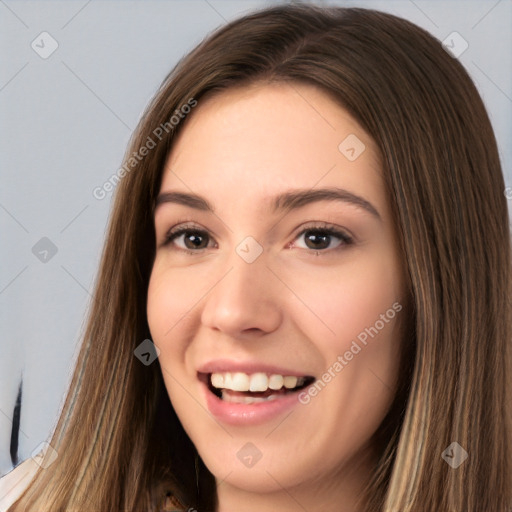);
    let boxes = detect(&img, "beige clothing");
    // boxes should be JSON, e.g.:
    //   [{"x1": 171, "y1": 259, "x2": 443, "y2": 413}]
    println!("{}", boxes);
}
[{"x1": 0, "y1": 458, "x2": 39, "y2": 512}]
